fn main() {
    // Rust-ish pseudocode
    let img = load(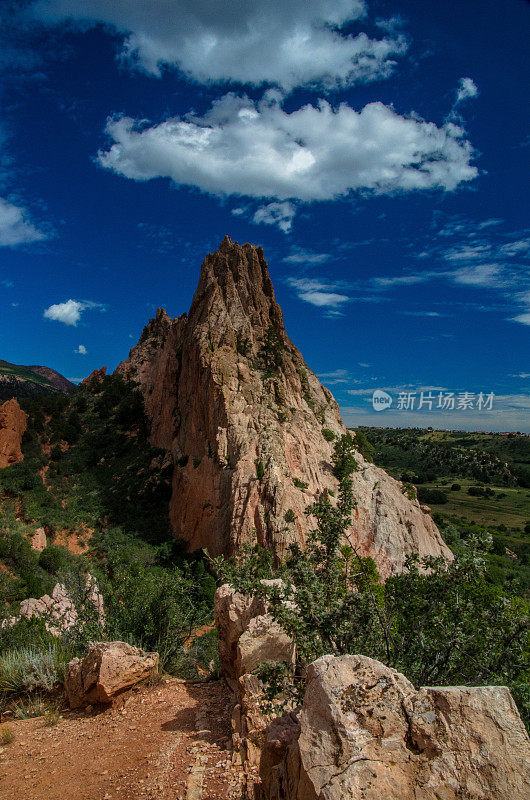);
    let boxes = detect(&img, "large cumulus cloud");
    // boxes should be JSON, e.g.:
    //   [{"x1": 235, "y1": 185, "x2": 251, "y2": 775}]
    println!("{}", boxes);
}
[
  {"x1": 97, "y1": 93, "x2": 477, "y2": 203},
  {"x1": 33, "y1": 0, "x2": 406, "y2": 89}
]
